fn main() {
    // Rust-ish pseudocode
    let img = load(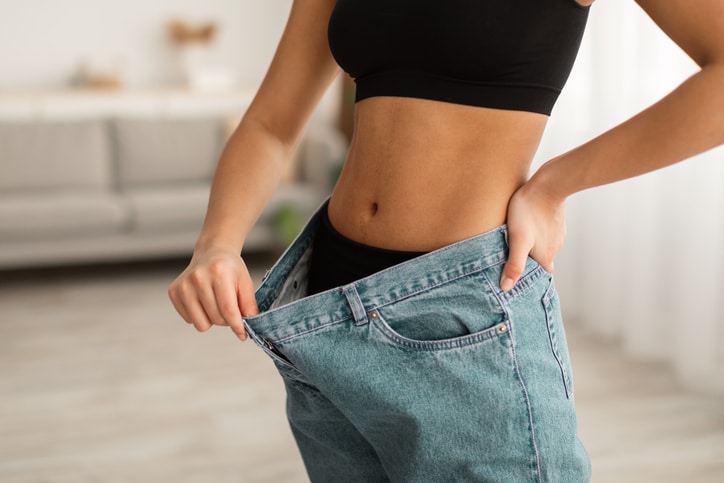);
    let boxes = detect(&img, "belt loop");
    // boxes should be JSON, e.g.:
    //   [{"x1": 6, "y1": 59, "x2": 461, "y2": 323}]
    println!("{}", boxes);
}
[{"x1": 342, "y1": 284, "x2": 369, "y2": 326}]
